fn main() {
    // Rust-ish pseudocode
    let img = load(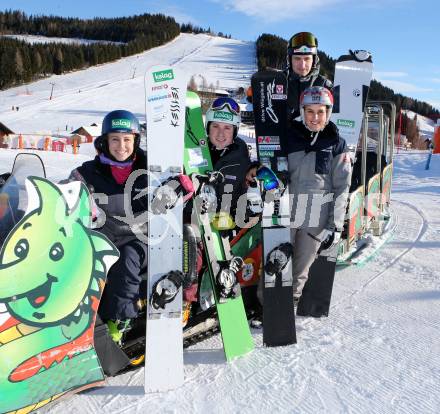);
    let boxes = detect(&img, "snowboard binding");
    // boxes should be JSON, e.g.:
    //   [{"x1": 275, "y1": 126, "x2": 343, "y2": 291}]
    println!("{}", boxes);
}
[
  {"x1": 195, "y1": 171, "x2": 224, "y2": 214},
  {"x1": 216, "y1": 256, "x2": 243, "y2": 299},
  {"x1": 150, "y1": 270, "x2": 184, "y2": 310},
  {"x1": 151, "y1": 175, "x2": 194, "y2": 214},
  {"x1": 264, "y1": 242, "x2": 293, "y2": 277}
]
